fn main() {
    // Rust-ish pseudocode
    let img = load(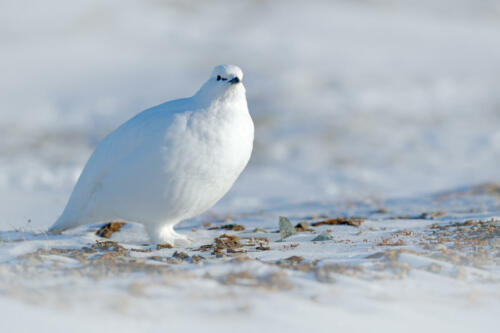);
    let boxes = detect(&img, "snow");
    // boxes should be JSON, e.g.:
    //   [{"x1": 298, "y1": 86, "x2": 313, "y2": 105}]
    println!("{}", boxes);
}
[
  {"x1": 0, "y1": 195, "x2": 498, "y2": 332},
  {"x1": 0, "y1": 0, "x2": 499, "y2": 332}
]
